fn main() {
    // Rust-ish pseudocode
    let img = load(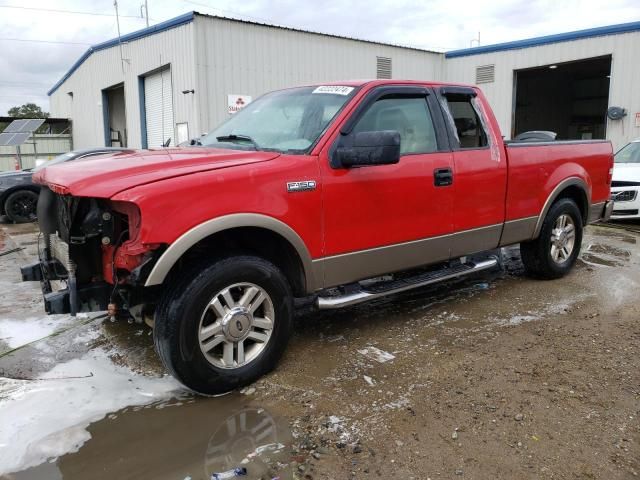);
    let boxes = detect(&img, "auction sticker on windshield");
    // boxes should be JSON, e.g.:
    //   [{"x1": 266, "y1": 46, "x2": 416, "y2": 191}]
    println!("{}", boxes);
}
[{"x1": 312, "y1": 86, "x2": 354, "y2": 95}]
